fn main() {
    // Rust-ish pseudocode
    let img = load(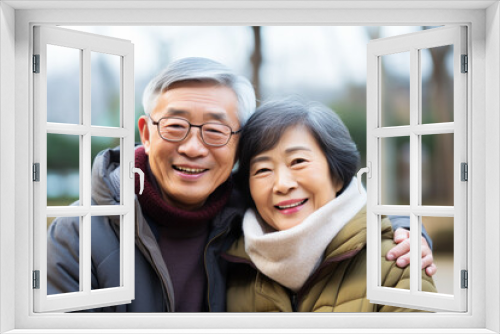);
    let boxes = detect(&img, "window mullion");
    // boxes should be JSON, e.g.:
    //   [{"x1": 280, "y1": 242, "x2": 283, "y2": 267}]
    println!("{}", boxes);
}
[
  {"x1": 409, "y1": 47, "x2": 421, "y2": 294},
  {"x1": 81, "y1": 47, "x2": 92, "y2": 294},
  {"x1": 82, "y1": 47, "x2": 91, "y2": 207}
]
